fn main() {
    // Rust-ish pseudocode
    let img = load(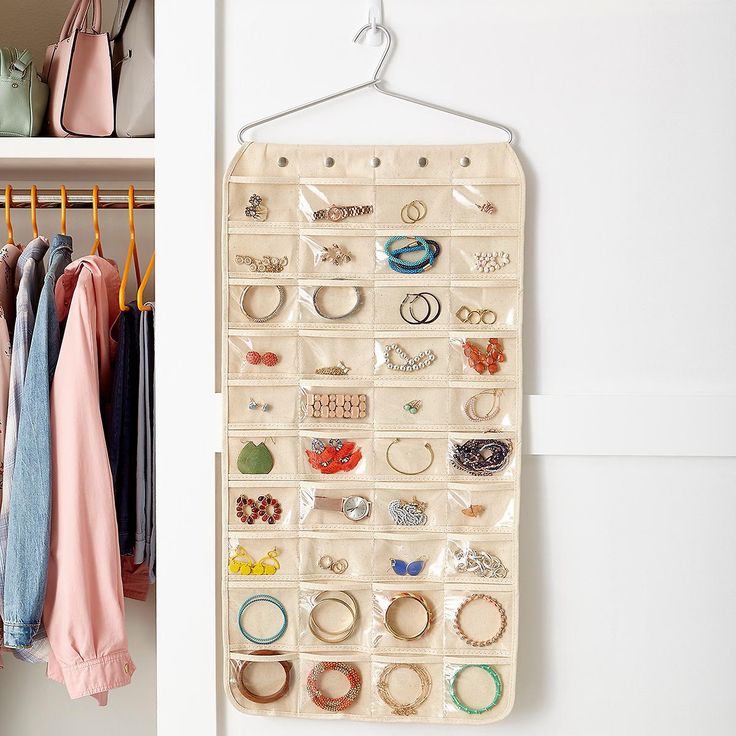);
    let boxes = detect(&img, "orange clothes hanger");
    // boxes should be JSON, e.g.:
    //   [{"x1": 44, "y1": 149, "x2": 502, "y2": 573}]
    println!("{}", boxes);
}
[
  {"x1": 5, "y1": 185, "x2": 14, "y2": 245},
  {"x1": 90, "y1": 185, "x2": 105, "y2": 256},
  {"x1": 137, "y1": 252, "x2": 154, "y2": 311},
  {"x1": 119, "y1": 185, "x2": 142, "y2": 312},
  {"x1": 30, "y1": 185, "x2": 38, "y2": 239},
  {"x1": 60, "y1": 185, "x2": 68, "y2": 236}
]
